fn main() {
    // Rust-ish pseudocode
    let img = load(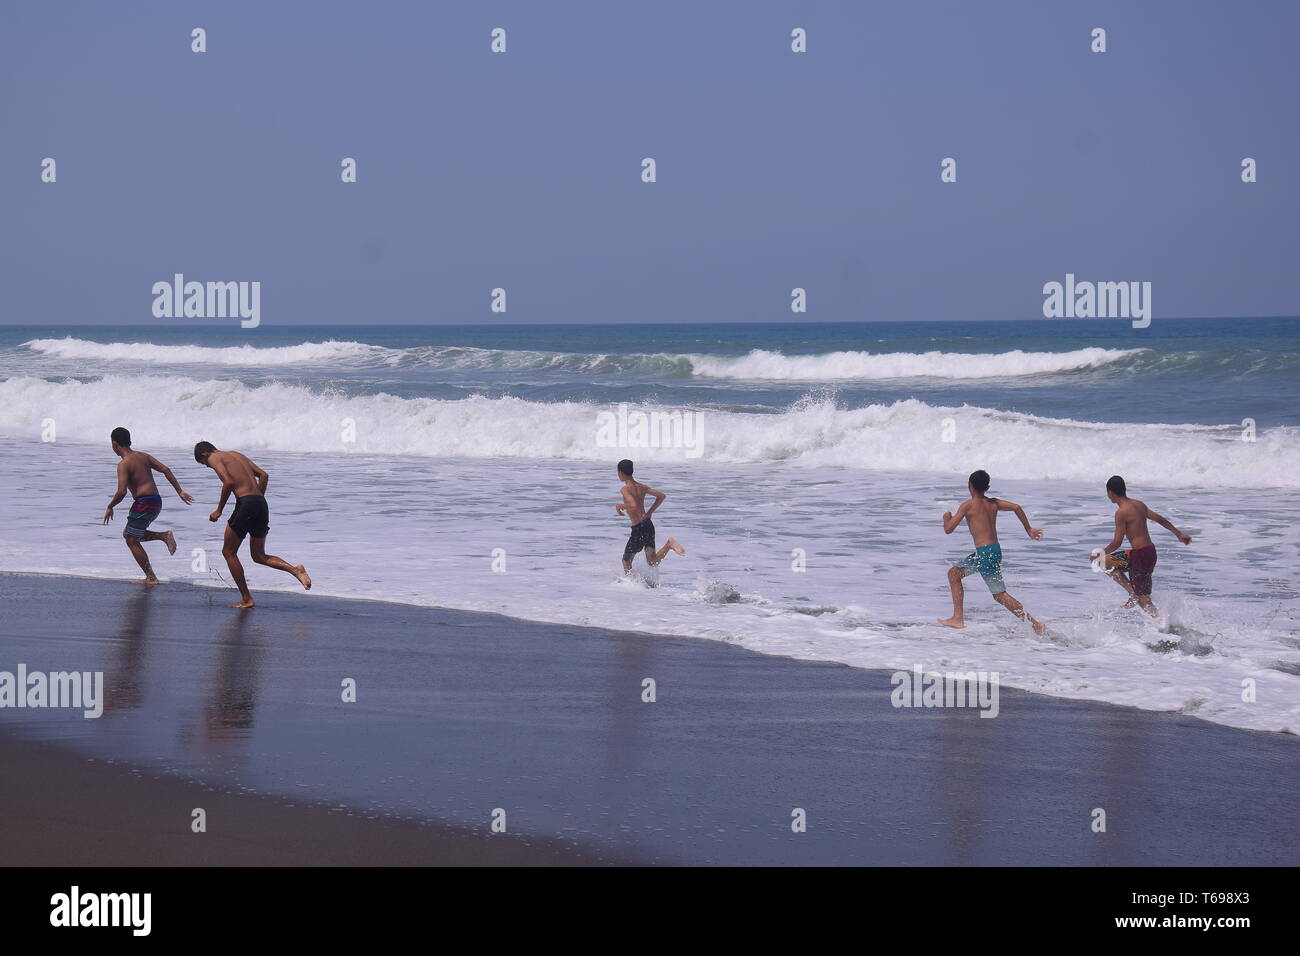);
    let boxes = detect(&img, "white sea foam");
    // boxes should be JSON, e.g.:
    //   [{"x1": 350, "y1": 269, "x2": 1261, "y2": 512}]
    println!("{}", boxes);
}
[
  {"x1": 21, "y1": 337, "x2": 1141, "y2": 381},
  {"x1": 684, "y1": 347, "x2": 1141, "y2": 380},
  {"x1": 2, "y1": 439, "x2": 1295, "y2": 735},
  {"x1": 0, "y1": 374, "x2": 1293, "y2": 488},
  {"x1": 22, "y1": 337, "x2": 383, "y2": 366}
]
